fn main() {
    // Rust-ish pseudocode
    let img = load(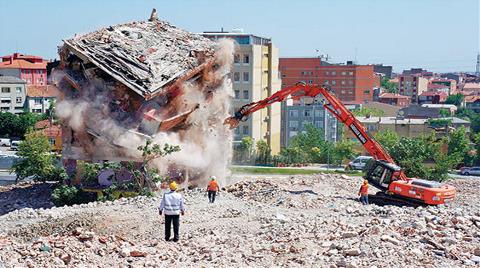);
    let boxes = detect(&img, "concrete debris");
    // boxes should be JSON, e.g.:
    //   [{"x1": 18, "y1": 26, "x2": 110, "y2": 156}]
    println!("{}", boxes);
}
[
  {"x1": 0, "y1": 175, "x2": 479, "y2": 267},
  {"x1": 54, "y1": 16, "x2": 235, "y2": 185}
]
